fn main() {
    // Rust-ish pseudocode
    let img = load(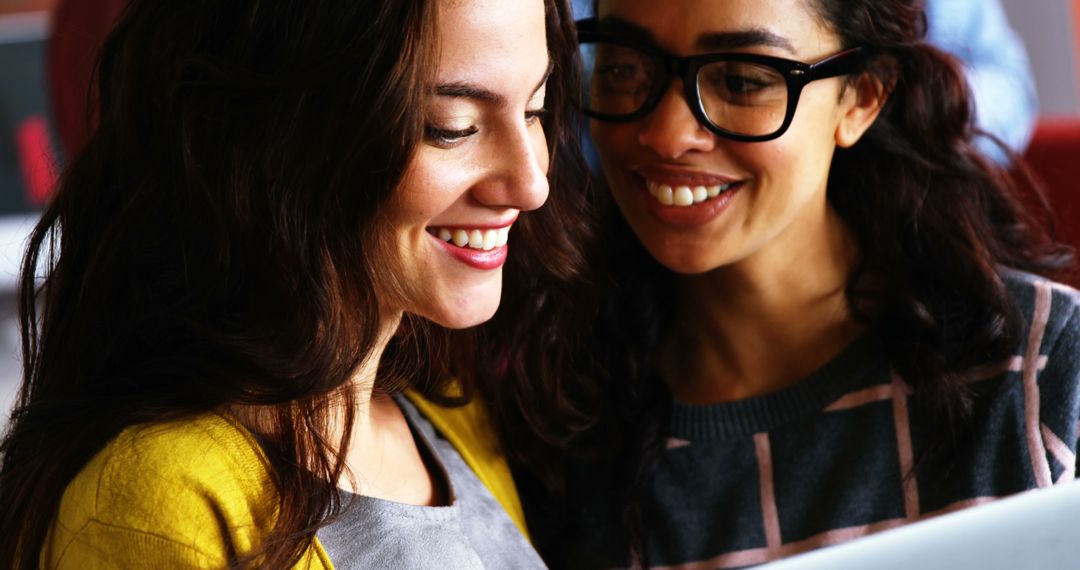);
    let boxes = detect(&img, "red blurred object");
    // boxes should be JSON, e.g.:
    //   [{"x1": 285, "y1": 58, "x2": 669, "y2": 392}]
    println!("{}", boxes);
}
[
  {"x1": 1021, "y1": 119, "x2": 1080, "y2": 261},
  {"x1": 0, "y1": 0, "x2": 57, "y2": 15},
  {"x1": 15, "y1": 115, "x2": 58, "y2": 206},
  {"x1": 47, "y1": 0, "x2": 128, "y2": 157}
]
